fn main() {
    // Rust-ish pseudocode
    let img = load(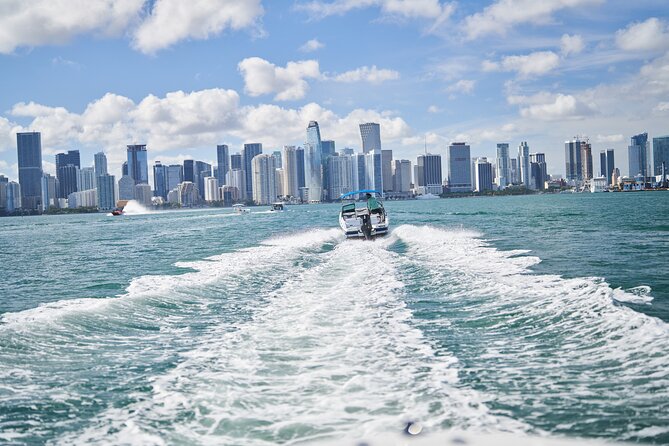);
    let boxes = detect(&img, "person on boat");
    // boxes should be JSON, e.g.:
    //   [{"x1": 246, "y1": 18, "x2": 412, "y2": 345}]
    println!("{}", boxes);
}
[{"x1": 366, "y1": 193, "x2": 381, "y2": 214}]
